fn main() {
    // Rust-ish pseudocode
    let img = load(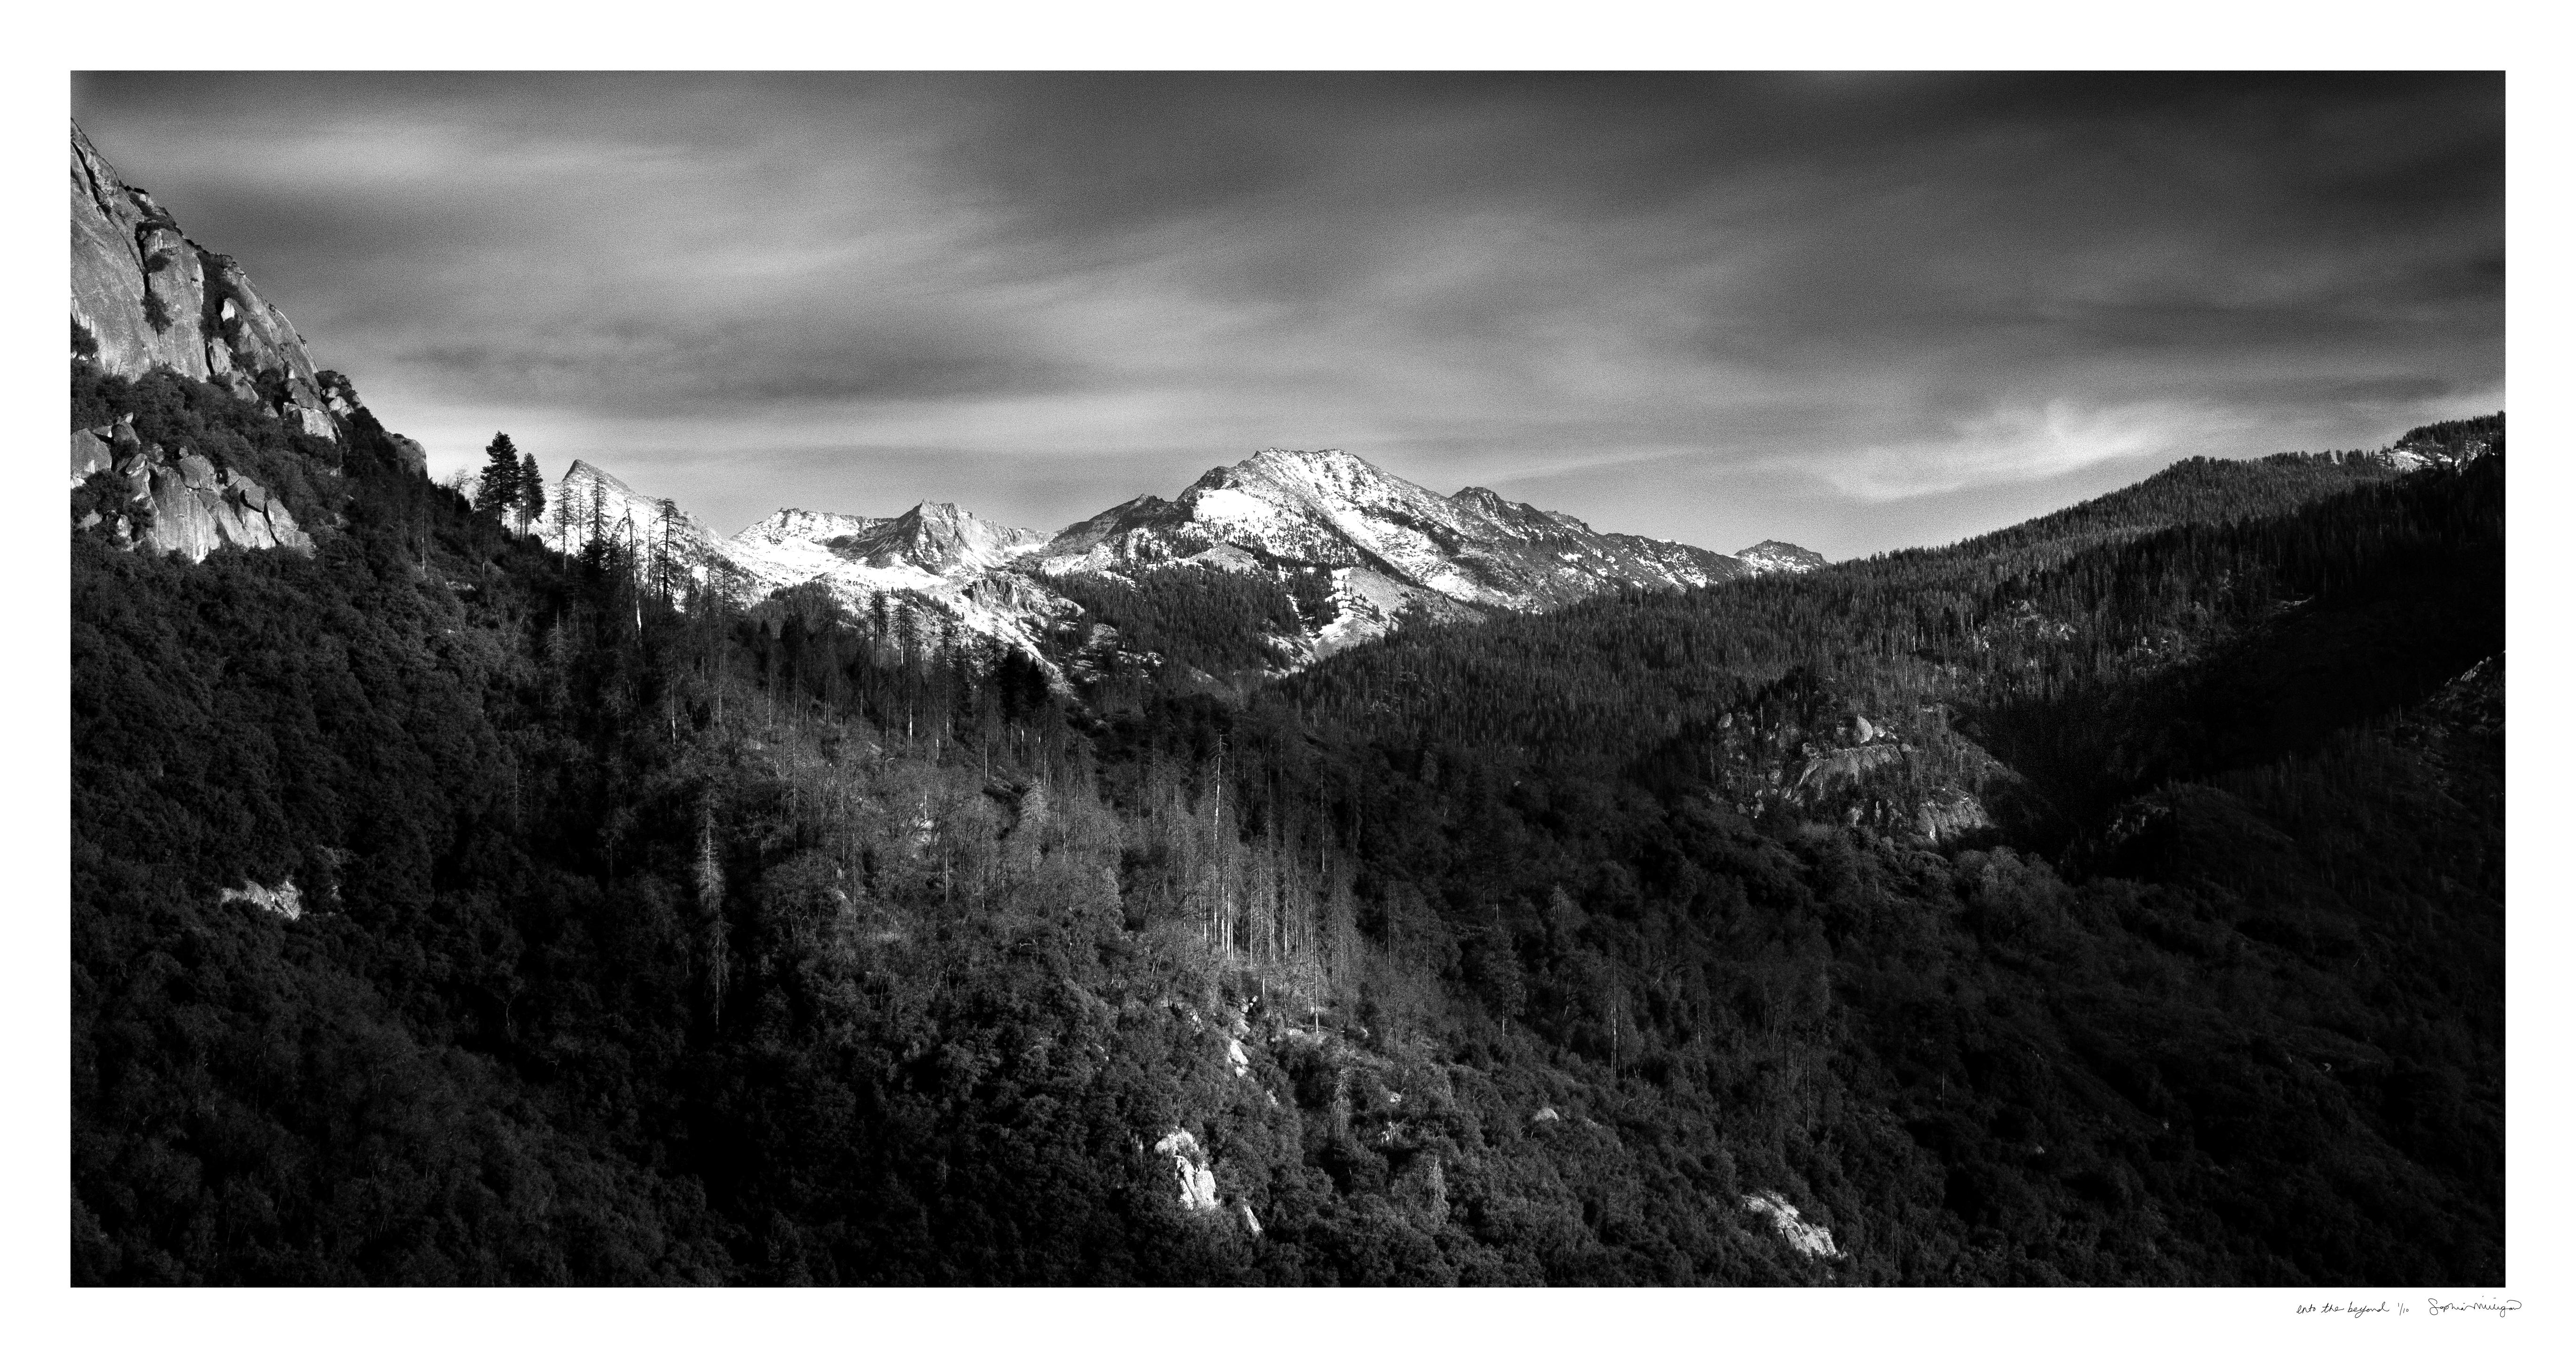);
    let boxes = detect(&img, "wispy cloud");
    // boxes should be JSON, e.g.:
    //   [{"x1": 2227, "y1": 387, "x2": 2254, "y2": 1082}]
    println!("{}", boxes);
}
[
  {"x1": 1824, "y1": 401, "x2": 2263, "y2": 503},
  {"x1": 71, "y1": 72, "x2": 2503, "y2": 555}
]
